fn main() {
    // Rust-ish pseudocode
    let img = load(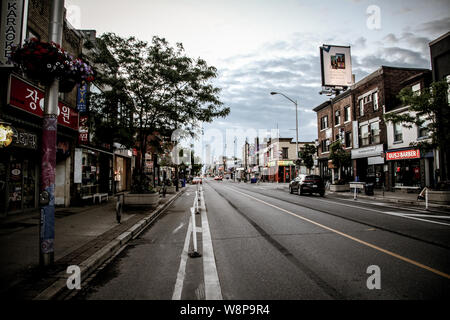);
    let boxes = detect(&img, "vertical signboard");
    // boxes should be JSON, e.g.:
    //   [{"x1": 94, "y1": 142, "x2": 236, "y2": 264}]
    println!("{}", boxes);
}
[
  {"x1": 74, "y1": 148, "x2": 82, "y2": 184},
  {"x1": 76, "y1": 83, "x2": 87, "y2": 113},
  {"x1": 1, "y1": 0, "x2": 27, "y2": 67},
  {"x1": 352, "y1": 121, "x2": 359, "y2": 149},
  {"x1": 320, "y1": 45, "x2": 353, "y2": 88}
]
